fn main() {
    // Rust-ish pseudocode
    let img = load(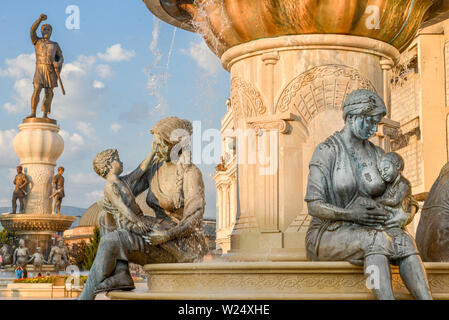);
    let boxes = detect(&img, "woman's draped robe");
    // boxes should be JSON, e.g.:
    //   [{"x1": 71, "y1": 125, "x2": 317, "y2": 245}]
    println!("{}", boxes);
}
[{"x1": 305, "y1": 132, "x2": 419, "y2": 265}]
